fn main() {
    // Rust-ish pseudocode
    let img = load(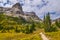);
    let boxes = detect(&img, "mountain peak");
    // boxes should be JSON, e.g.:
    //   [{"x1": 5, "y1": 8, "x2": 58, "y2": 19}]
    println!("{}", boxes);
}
[
  {"x1": 12, "y1": 3, "x2": 22, "y2": 9},
  {"x1": 13, "y1": 3, "x2": 20, "y2": 6},
  {"x1": 12, "y1": 2, "x2": 24, "y2": 14},
  {"x1": 0, "y1": 2, "x2": 41, "y2": 22}
]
